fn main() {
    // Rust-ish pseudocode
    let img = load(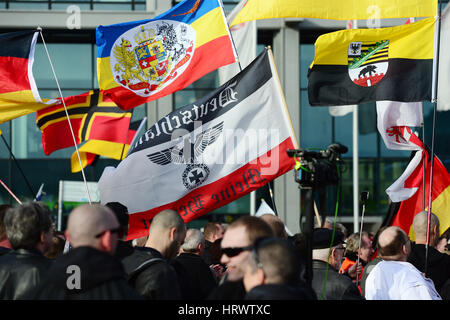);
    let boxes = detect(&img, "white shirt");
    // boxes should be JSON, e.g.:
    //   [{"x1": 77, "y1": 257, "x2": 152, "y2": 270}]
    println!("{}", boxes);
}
[{"x1": 365, "y1": 260, "x2": 442, "y2": 300}]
